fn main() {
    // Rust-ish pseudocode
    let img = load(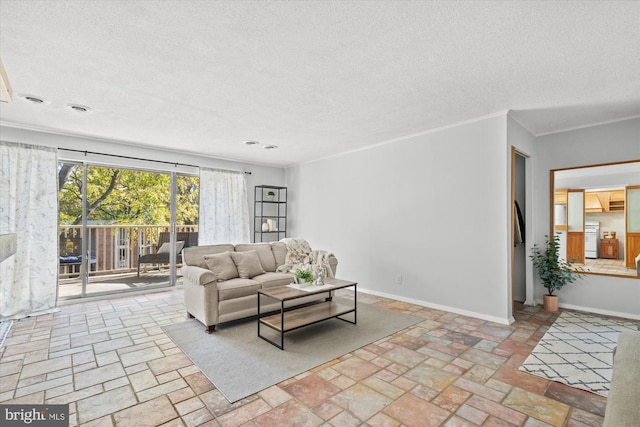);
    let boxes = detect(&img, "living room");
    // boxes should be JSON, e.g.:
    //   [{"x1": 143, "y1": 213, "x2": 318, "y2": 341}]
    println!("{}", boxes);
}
[{"x1": 1, "y1": 1, "x2": 639, "y2": 426}]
